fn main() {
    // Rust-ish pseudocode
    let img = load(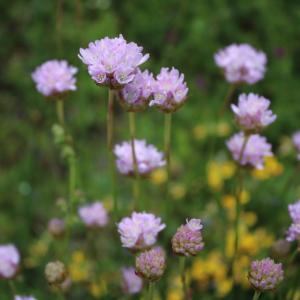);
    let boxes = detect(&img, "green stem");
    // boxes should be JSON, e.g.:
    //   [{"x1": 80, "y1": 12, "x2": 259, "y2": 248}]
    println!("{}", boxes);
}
[
  {"x1": 8, "y1": 280, "x2": 17, "y2": 296},
  {"x1": 164, "y1": 113, "x2": 172, "y2": 201},
  {"x1": 288, "y1": 247, "x2": 299, "y2": 264},
  {"x1": 219, "y1": 83, "x2": 237, "y2": 116},
  {"x1": 129, "y1": 112, "x2": 141, "y2": 209},
  {"x1": 56, "y1": 100, "x2": 65, "y2": 126},
  {"x1": 180, "y1": 256, "x2": 189, "y2": 299},
  {"x1": 107, "y1": 89, "x2": 117, "y2": 219},
  {"x1": 252, "y1": 291, "x2": 261, "y2": 300},
  {"x1": 147, "y1": 282, "x2": 154, "y2": 300}
]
